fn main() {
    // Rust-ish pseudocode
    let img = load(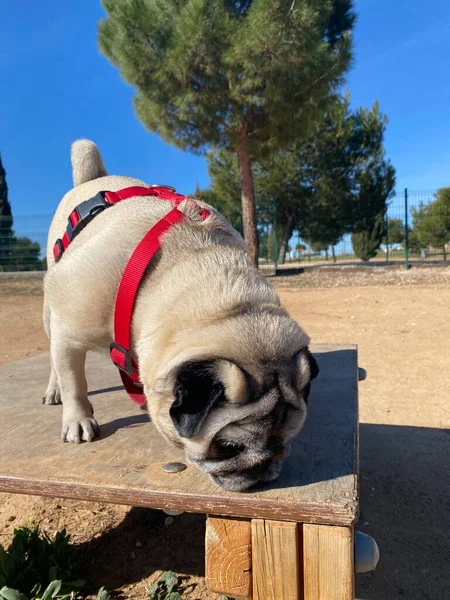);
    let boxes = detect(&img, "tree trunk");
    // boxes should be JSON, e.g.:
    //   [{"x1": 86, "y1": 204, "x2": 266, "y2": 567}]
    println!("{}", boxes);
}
[
  {"x1": 331, "y1": 245, "x2": 336, "y2": 263},
  {"x1": 443, "y1": 245, "x2": 447, "y2": 261},
  {"x1": 237, "y1": 143, "x2": 259, "y2": 265},
  {"x1": 325, "y1": 249, "x2": 329, "y2": 261},
  {"x1": 278, "y1": 213, "x2": 295, "y2": 265}
]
